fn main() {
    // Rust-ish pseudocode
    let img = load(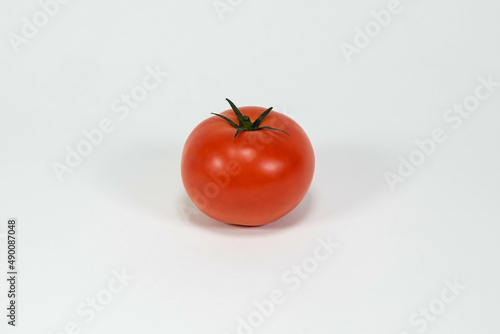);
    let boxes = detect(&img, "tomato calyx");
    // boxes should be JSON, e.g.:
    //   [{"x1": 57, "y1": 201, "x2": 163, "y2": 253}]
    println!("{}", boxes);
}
[{"x1": 211, "y1": 98, "x2": 290, "y2": 138}]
